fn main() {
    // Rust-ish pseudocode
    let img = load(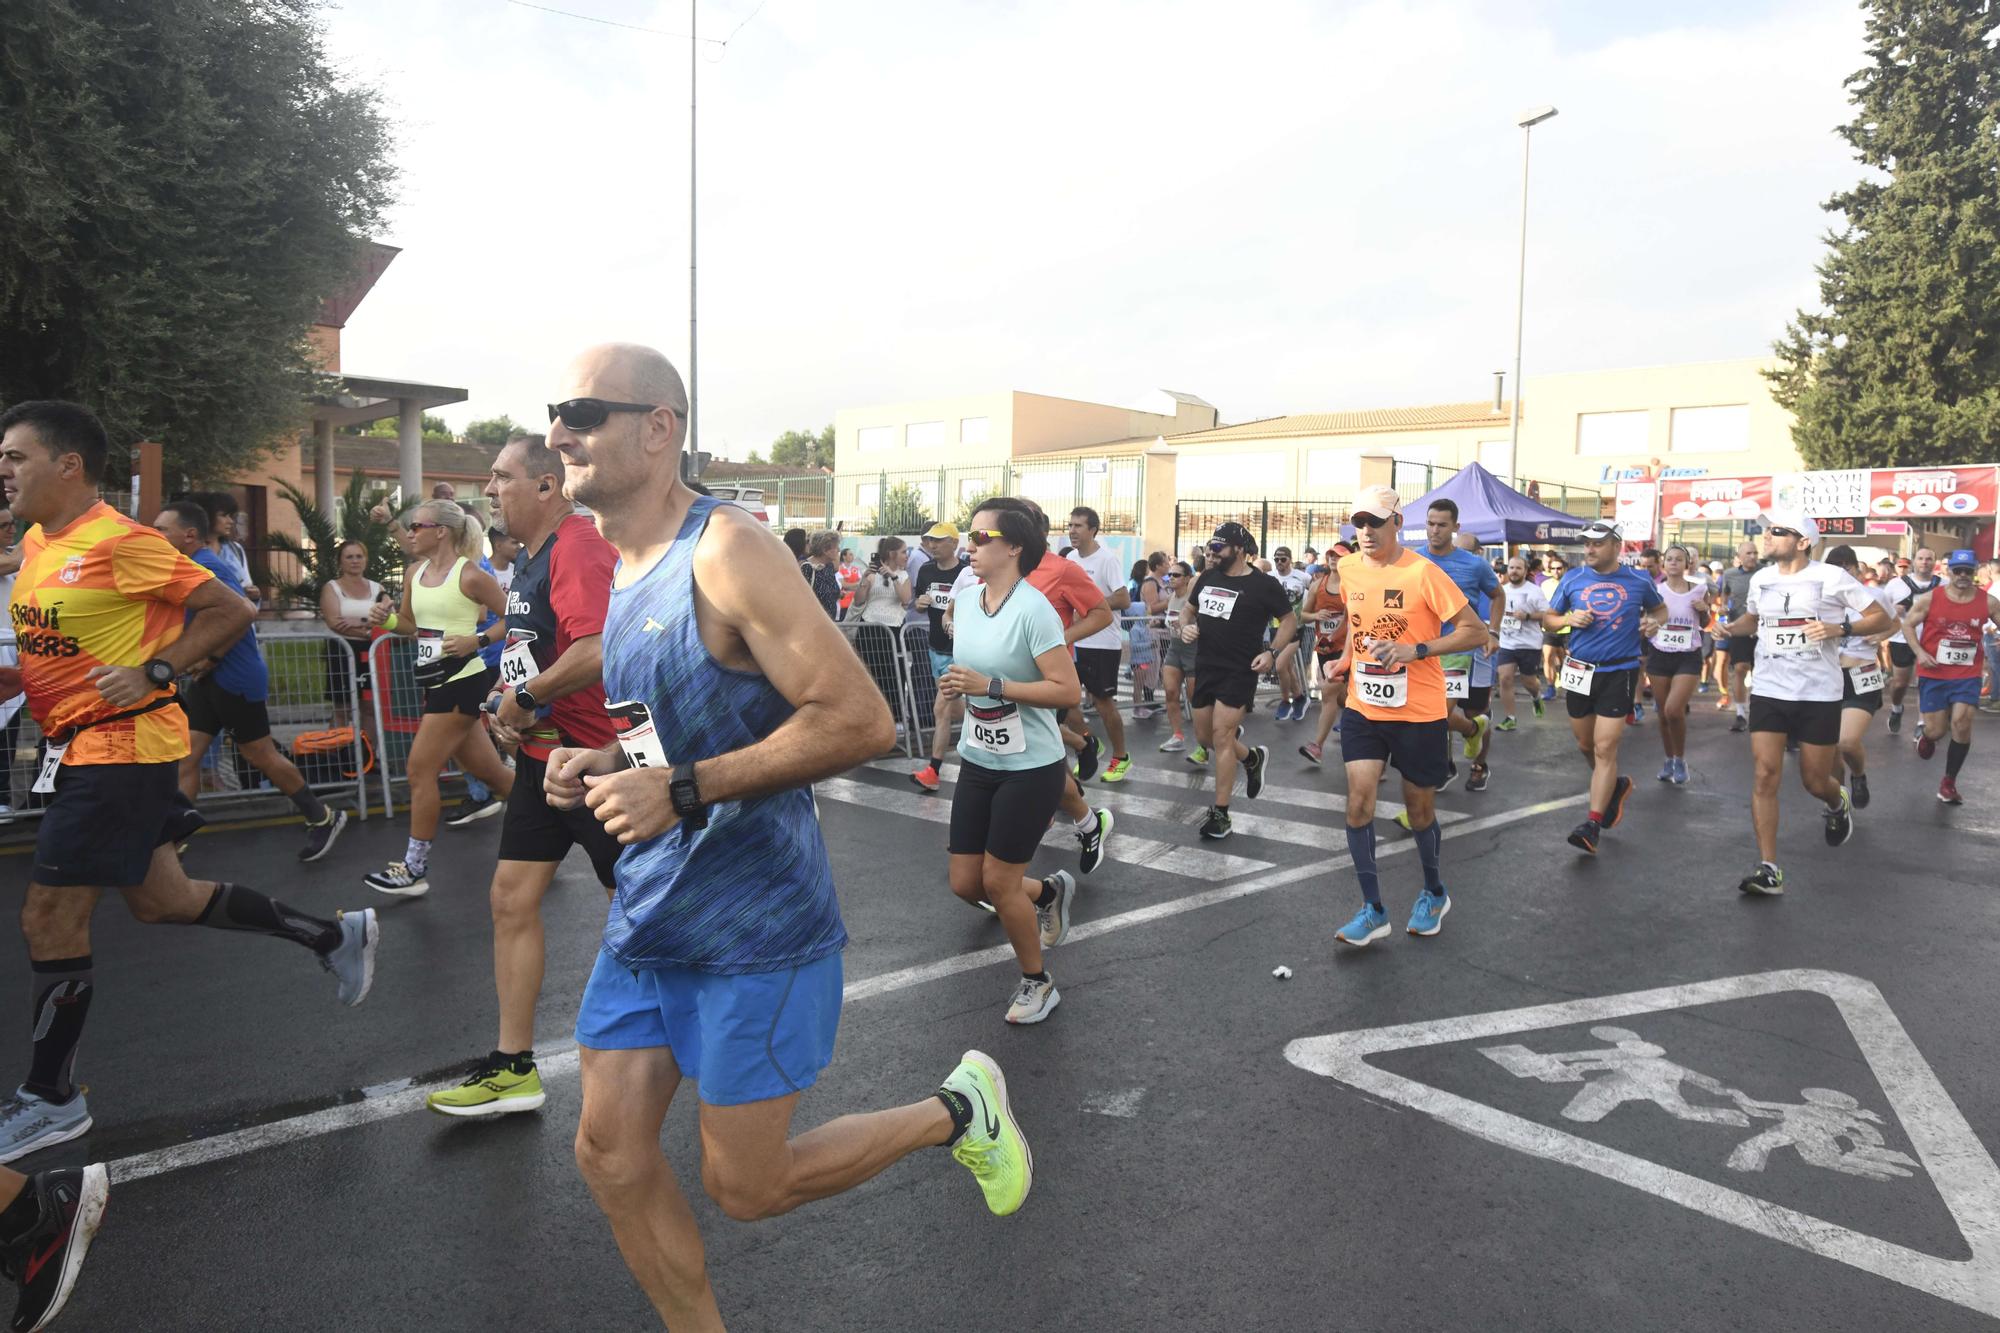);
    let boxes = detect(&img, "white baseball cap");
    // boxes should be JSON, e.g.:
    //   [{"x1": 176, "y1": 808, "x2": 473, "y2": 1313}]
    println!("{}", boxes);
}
[{"x1": 1760, "y1": 508, "x2": 1820, "y2": 544}]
